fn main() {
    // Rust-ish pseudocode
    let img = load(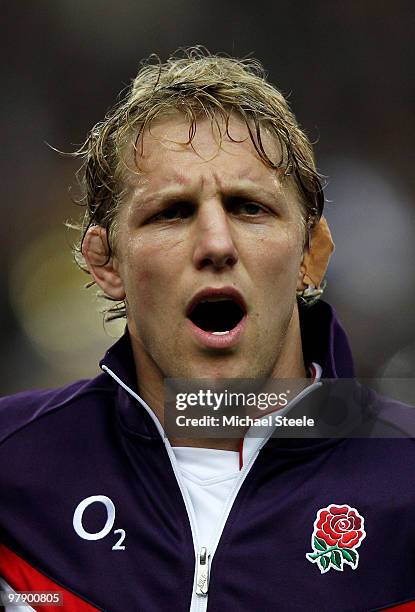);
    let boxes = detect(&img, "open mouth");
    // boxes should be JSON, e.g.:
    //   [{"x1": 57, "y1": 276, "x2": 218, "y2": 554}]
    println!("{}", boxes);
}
[
  {"x1": 186, "y1": 287, "x2": 247, "y2": 346},
  {"x1": 188, "y1": 297, "x2": 245, "y2": 334}
]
